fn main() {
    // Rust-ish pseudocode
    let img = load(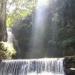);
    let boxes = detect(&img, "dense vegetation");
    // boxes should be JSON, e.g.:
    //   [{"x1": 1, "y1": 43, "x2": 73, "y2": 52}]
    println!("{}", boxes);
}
[
  {"x1": 0, "y1": 0, "x2": 75, "y2": 59},
  {"x1": 12, "y1": 0, "x2": 75, "y2": 58},
  {"x1": 0, "y1": 41, "x2": 16, "y2": 59},
  {"x1": 0, "y1": 0, "x2": 35, "y2": 59},
  {"x1": 6, "y1": 0, "x2": 35, "y2": 27}
]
